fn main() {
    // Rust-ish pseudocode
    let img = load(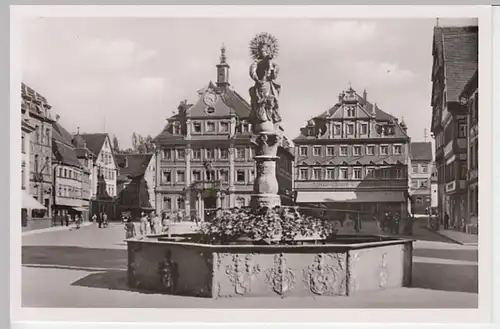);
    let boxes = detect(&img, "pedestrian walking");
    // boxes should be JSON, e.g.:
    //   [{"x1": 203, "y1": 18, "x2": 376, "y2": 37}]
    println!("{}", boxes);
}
[
  {"x1": 65, "y1": 213, "x2": 70, "y2": 227},
  {"x1": 124, "y1": 217, "x2": 136, "y2": 239},
  {"x1": 444, "y1": 212, "x2": 449, "y2": 230},
  {"x1": 92, "y1": 213, "x2": 97, "y2": 225},
  {"x1": 393, "y1": 212, "x2": 400, "y2": 234},
  {"x1": 102, "y1": 212, "x2": 109, "y2": 228},
  {"x1": 151, "y1": 211, "x2": 162, "y2": 235},
  {"x1": 75, "y1": 214, "x2": 82, "y2": 229},
  {"x1": 162, "y1": 213, "x2": 170, "y2": 233},
  {"x1": 139, "y1": 211, "x2": 149, "y2": 235},
  {"x1": 98, "y1": 212, "x2": 103, "y2": 228}
]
